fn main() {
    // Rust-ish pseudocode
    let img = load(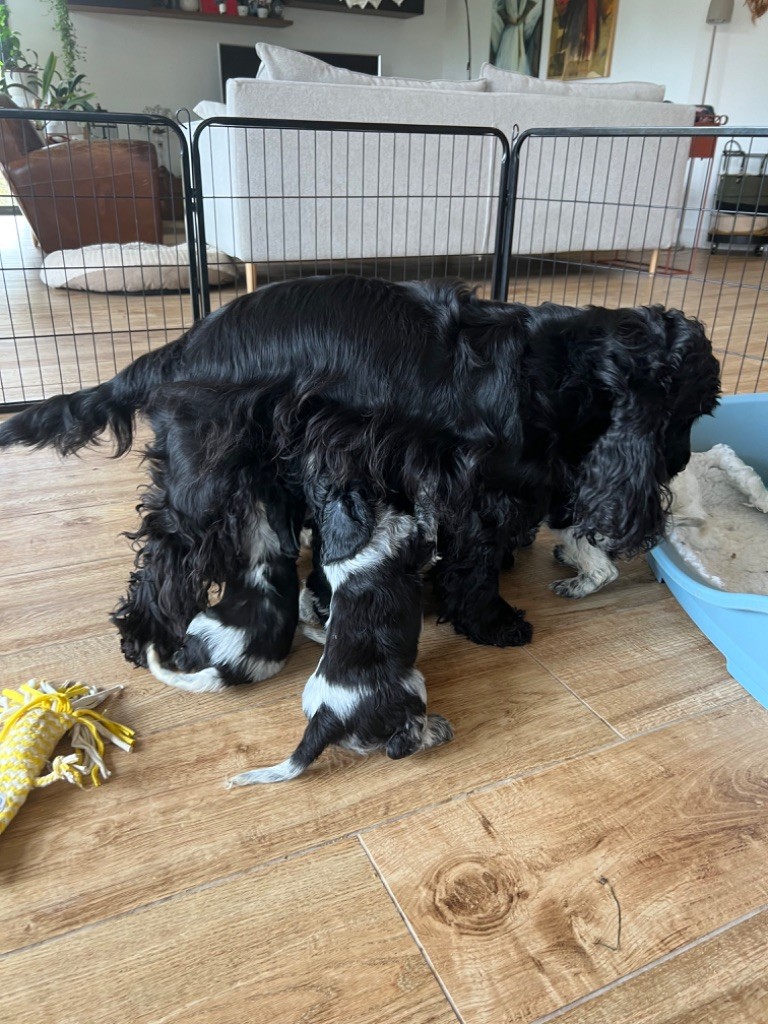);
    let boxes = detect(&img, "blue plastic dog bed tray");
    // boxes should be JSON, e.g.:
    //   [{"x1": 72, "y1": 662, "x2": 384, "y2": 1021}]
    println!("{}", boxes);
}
[{"x1": 647, "y1": 394, "x2": 768, "y2": 709}]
